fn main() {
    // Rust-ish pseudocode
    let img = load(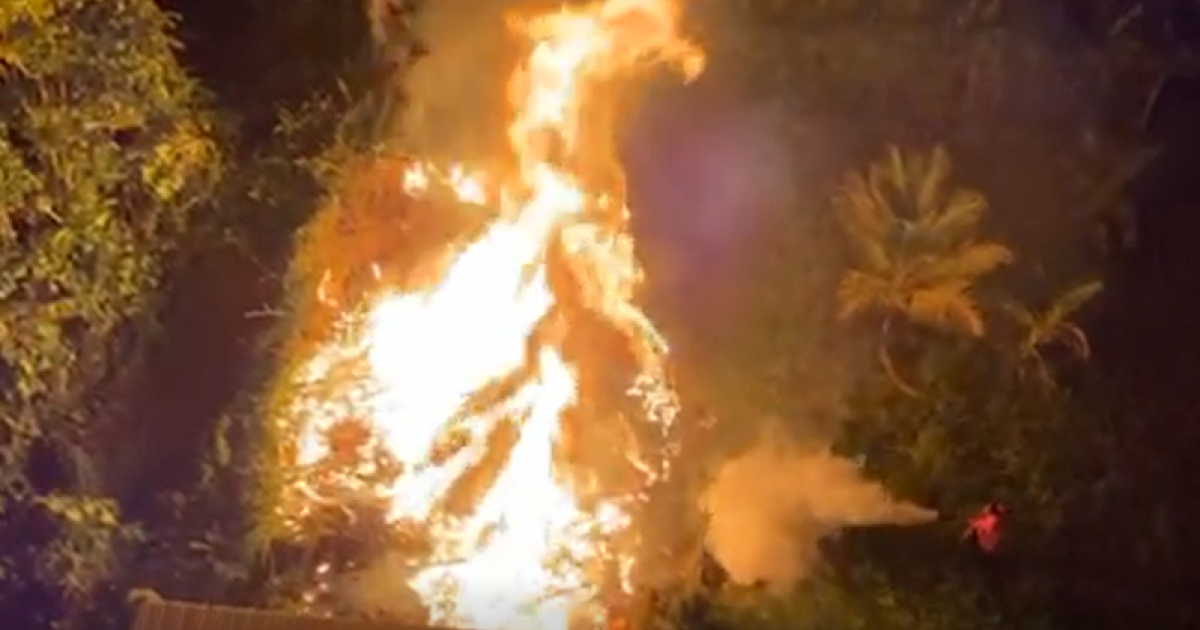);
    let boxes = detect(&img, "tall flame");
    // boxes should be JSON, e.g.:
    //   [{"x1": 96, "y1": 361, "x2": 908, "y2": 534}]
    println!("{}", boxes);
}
[{"x1": 277, "y1": 1, "x2": 703, "y2": 629}]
